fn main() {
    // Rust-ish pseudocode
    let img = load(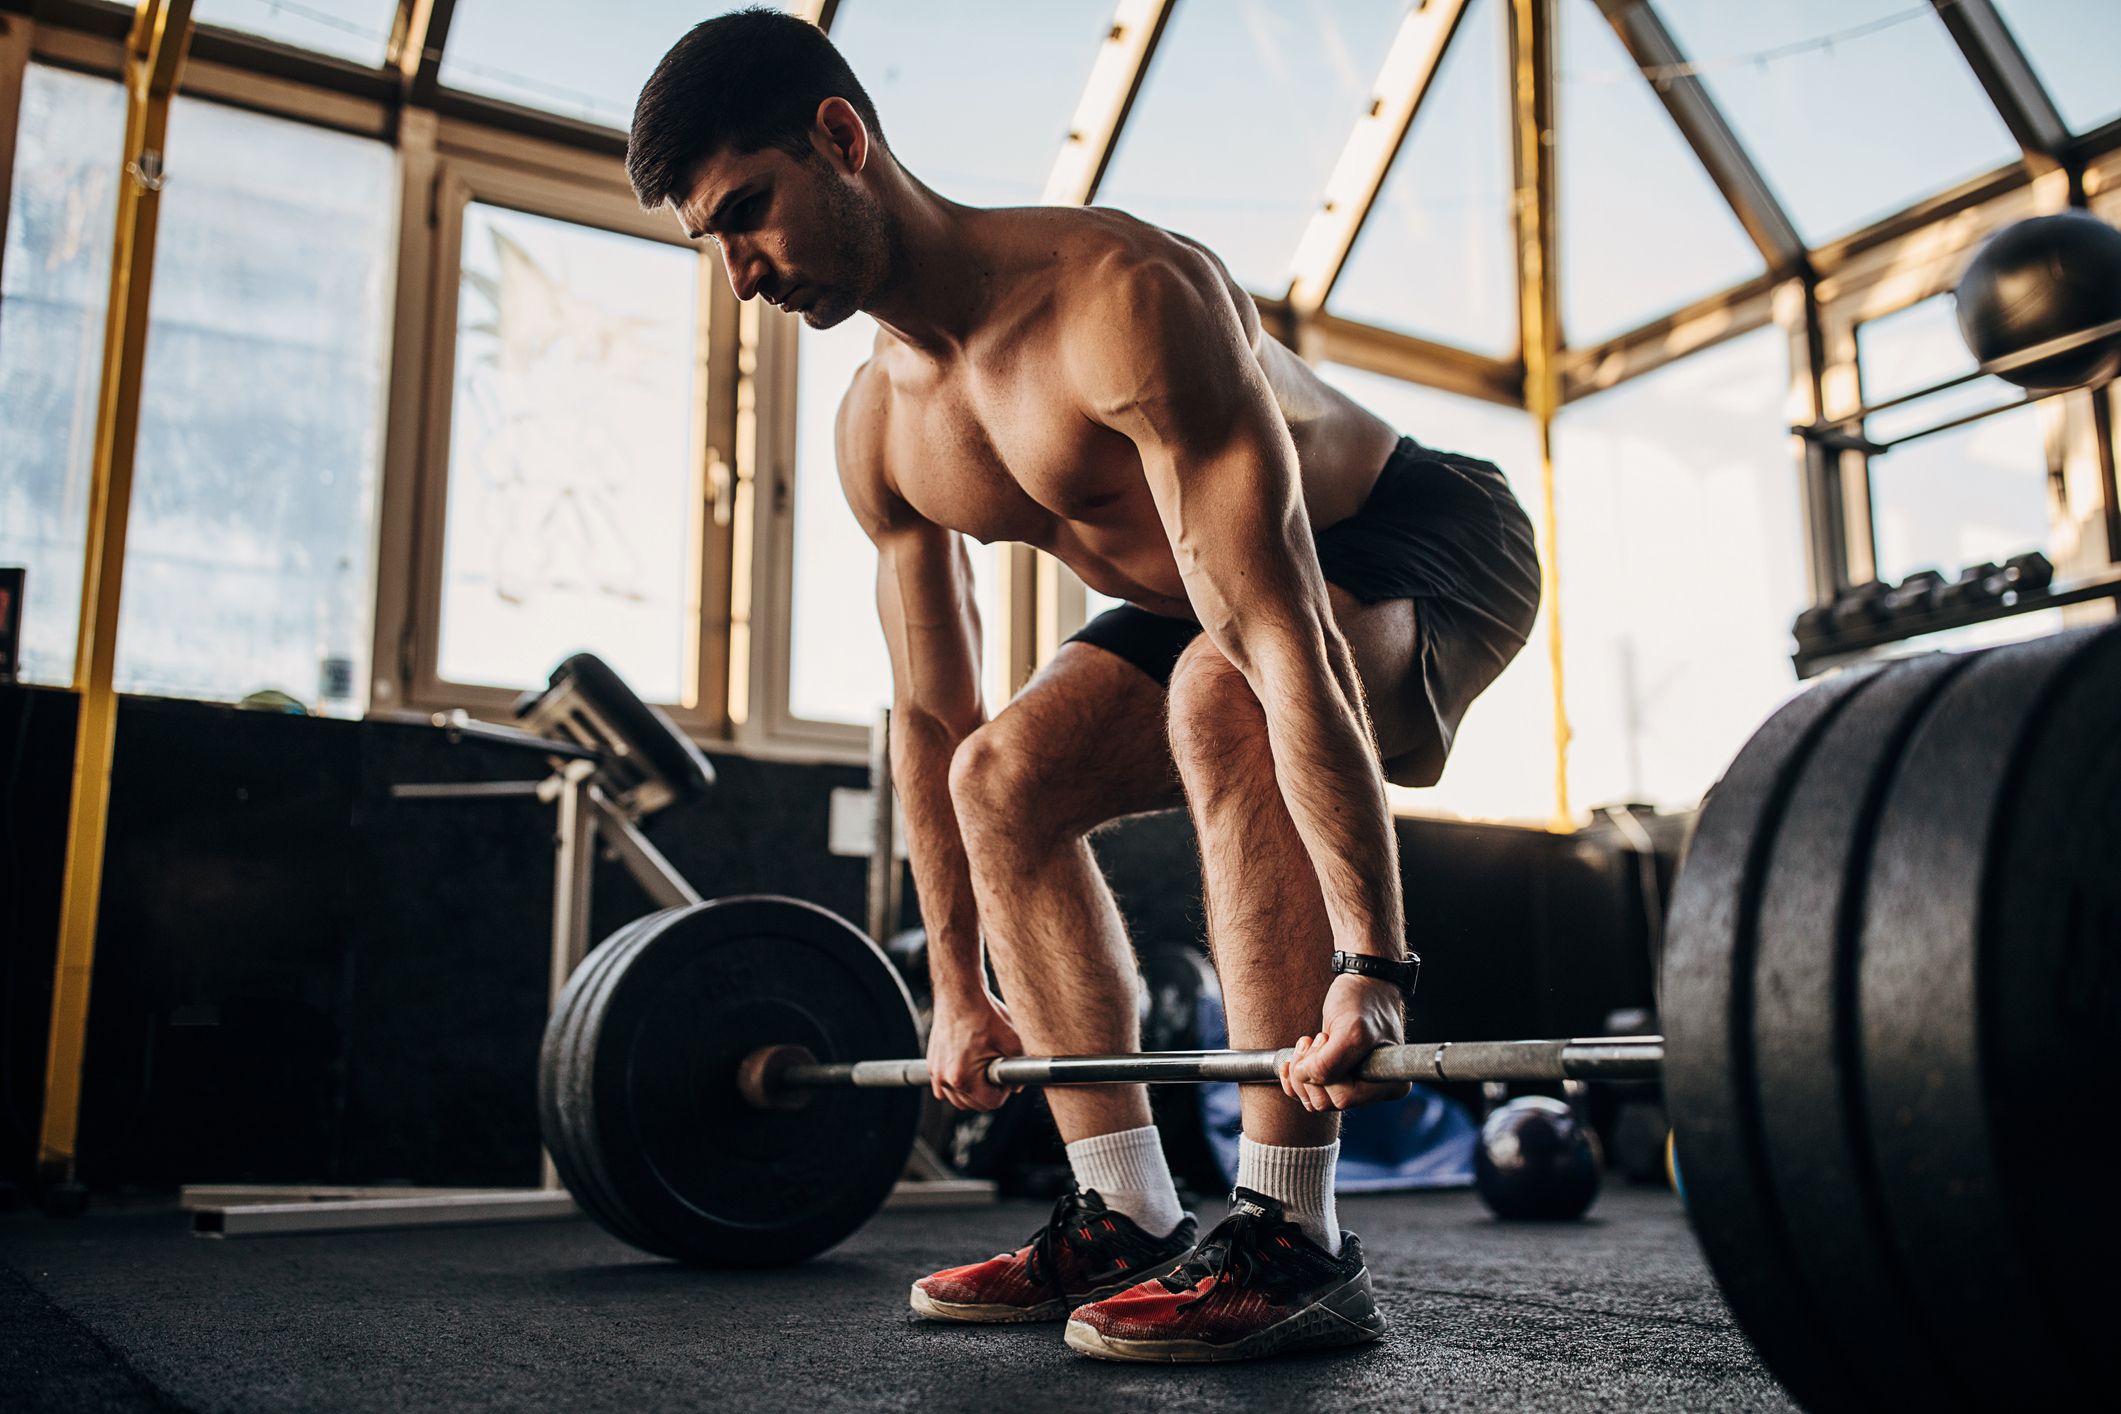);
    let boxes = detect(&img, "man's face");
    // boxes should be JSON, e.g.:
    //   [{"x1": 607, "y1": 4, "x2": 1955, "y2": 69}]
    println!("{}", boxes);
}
[{"x1": 674, "y1": 133, "x2": 889, "y2": 330}]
